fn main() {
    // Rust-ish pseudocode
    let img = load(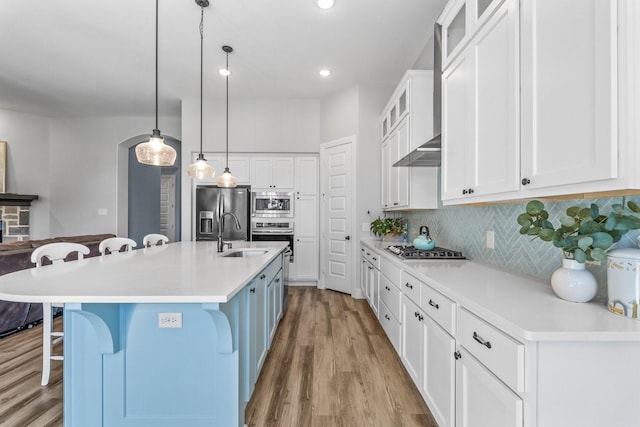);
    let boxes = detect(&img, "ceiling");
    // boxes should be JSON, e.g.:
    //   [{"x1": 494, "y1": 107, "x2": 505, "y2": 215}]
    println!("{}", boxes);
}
[{"x1": 0, "y1": 0, "x2": 446, "y2": 118}]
